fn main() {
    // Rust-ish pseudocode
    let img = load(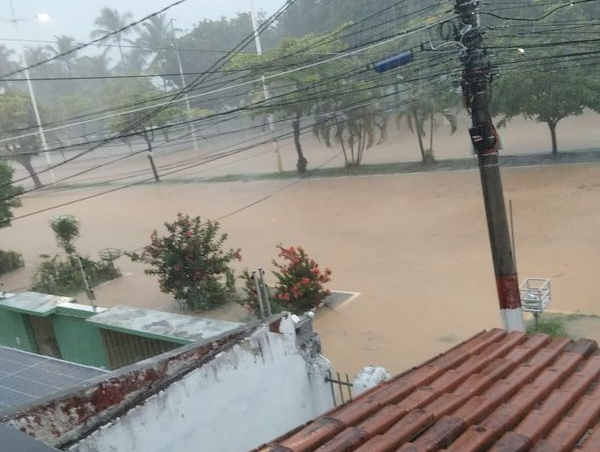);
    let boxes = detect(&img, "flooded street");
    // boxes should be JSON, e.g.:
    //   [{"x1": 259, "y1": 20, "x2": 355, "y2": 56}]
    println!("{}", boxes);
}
[{"x1": 3, "y1": 160, "x2": 600, "y2": 375}]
